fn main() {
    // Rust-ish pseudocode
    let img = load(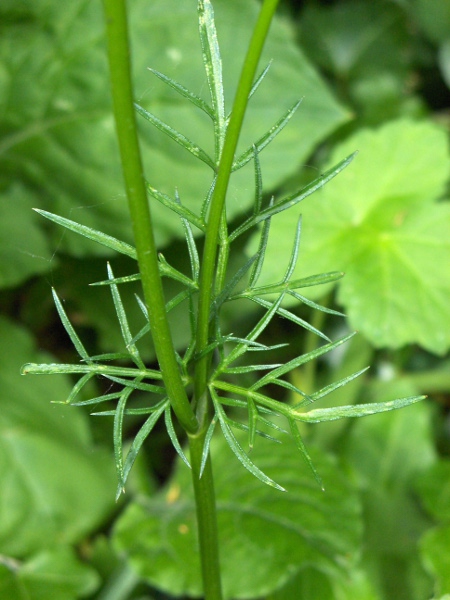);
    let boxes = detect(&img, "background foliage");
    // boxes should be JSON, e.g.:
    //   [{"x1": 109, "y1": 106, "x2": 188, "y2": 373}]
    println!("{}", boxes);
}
[{"x1": 1, "y1": 0, "x2": 449, "y2": 599}]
